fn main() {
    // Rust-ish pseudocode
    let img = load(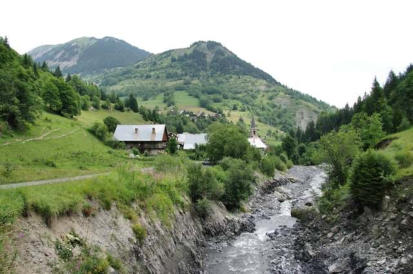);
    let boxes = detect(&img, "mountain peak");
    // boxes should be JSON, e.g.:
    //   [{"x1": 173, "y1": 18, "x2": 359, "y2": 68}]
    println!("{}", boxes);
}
[{"x1": 28, "y1": 37, "x2": 151, "y2": 75}]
